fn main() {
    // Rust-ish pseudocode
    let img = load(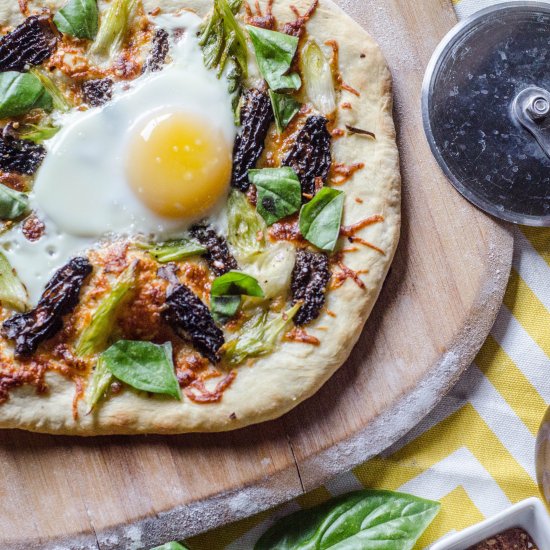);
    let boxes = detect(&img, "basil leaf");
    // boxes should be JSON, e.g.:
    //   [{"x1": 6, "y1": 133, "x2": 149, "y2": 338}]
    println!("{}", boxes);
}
[
  {"x1": 101, "y1": 340, "x2": 181, "y2": 399},
  {"x1": 269, "y1": 90, "x2": 300, "y2": 133},
  {"x1": 249, "y1": 167, "x2": 301, "y2": 225},
  {"x1": 247, "y1": 26, "x2": 301, "y2": 92},
  {"x1": 54, "y1": 0, "x2": 99, "y2": 40},
  {"x1": 76, "y1": 262, "x2": 137, "y2": 357},
  {"x1": 254, "y1": 490, "x2": 441, "y2": 550},
  {"x1": 211, "y1": 294, "x2": 241, "y2": 322},
  {"x1": 211, "y1": 270, "x2": 264, "y2": 297},
  {"x1": 85, "y1": 356, "x2": 113, "y2": 410},
  {"x1": 0, "y1": 184, "x2": 29, "y2": 220},
  {"x1": 0, "y1": 252, "x2": 29, "y2": 312},
  {"x1": 299, "y1": 187, "x2": 344, "y2": 251},
  {"x1": 146, "y1": 239, "x2": 206, "y2": 263},
  {"x1": 151, "y1": 543, "x2": 189, "y2": 550},
  {"x1": 211, "y1": 270, "x2": 264, "y2": 322},
  {"x1": 0, "y1": 72, "x2": 53, "y2": 119}
]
